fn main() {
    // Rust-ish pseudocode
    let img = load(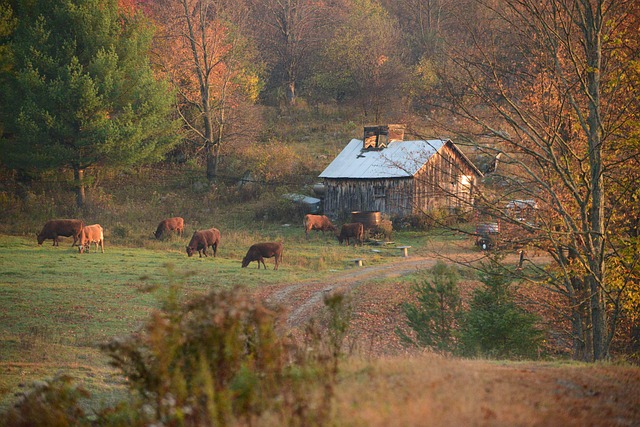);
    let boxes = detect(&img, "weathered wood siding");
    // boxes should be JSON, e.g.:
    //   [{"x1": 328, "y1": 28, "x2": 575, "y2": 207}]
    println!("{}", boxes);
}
[
  {"x1": 323, "y1": 177, "x2": 415, "y2": 218},
  {"x1": 413, "y1": 141, "x2": 478, "y2": 213},
  {"x1": 323, "y1": 141, "x2": 477, "y2": 218}
]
